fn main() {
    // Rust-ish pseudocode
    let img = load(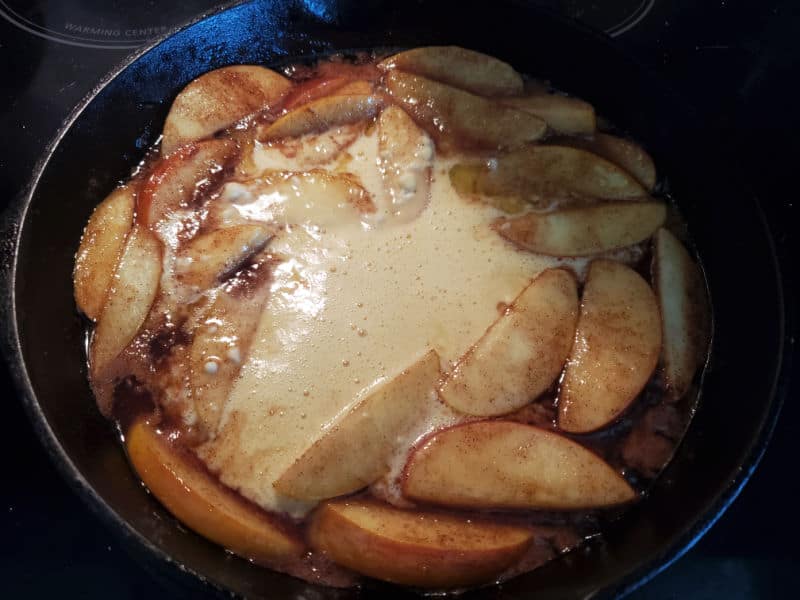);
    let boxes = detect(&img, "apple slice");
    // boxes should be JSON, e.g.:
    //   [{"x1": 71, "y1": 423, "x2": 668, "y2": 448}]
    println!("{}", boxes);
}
[
  {"x1": 493, "y1": 201, "x2": 666, "y2": 257},
  {"x1": 449, "y1": 163, "x2": 509, "y2": 201},
  {"x1": 378, "y1": 46, "x2": 524, "y2": 97},
  {"x1": 383, "y1": 71, "x2": 546, "y2": 151},
  {"x1": 190, "y1": 250, "x2": 280, "y2": 434},
  {"x1": 559, "y1": 260, "x2": 662, "y2": 433},
  {"x1": 449, "y1": 163, "x2": 530, "y2": 213},
  {"x1": 222, "y1": 169, "x2": 375, "y2": 227},
  {"x1": 139, "y1": 139, "x2": 239, "y2": 227},
  {"x1": 550, "y1": 133, "x2": 656, "y2": 190},
  {"x1": 450, "y1": 146, "x2": 647, "y2": 204},
  {"x1": 653, "y1": 228, "x2": 711, "y2": 399},
  {"x1": 281, "y1": 77, "x2": 350, "y2": 111},
  {"x1": 280, "y1": 75, "x2": 377, "y2": 111},
  {"x1": 377, "y1": 105, "x2": 434, "y2": 222},
  {"x1": 503, "y1": 94, "x2": 596, "y2": 135},
  {"x1": 74, "y1": 186, "x2": 135, "y2": 321},
  {"x1": 260, "y1": 94, "x2": 384, "y2": 141},
  {"x1": 334, "y1": 79, "x2": 375, "y2": 95},
  {"x1": 126, "y1": 419, "x2": 304, "y2": 564},
  {"x1": 275, "y1": 349, "x2": 441, "y2": 501},
  {"x1": 440, "y1": 269, "x2": 578, "y2": 416},
  {"x1": 175, "y1": 224, "x2": 272, "y2": 290},
  {"x1": 161, "y1": 65, "x2": 291, "y2": 154},
  {"x1": 308, "y1": 498, "x2": 532, "y2": 588},
  {"x1": 90, "y1": 226, "x2": 162, "y2": 375},
  {"x1": 403, "y1": 421, "x2": 635, "y2": 510}
]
